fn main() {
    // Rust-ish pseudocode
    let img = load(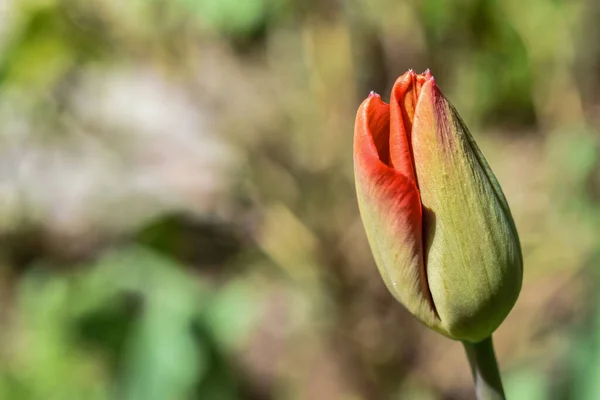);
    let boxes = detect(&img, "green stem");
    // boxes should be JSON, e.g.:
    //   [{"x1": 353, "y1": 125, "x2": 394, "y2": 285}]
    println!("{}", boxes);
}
[{"x1": 462, "y1": 336, "x2": 506, "y2": 400}]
